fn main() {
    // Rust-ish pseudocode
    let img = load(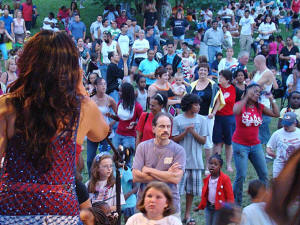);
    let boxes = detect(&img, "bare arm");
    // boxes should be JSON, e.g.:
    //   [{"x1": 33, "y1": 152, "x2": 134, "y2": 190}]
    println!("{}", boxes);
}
[
  {"x1": 142, "y1": 163, "x2": 184, "y2": 184},
  {"x1": 262, "y1": 97, "x2": 280, "y2": 117},
  {"x1": 189, "y1": 128, "x2": 206, "y2": 144},
  {"x1": 135, "y1": 131, "x2": 143, "y2": 149},
  {"x1": 132, "y1": 168, "x2": 155, "y2": 183},
  {"x1": 233, "y1": 97, "x2": 248, "y2": 115},
  {"x1": 172, "y1": 129, "x2": 188, "y2": 143}
]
